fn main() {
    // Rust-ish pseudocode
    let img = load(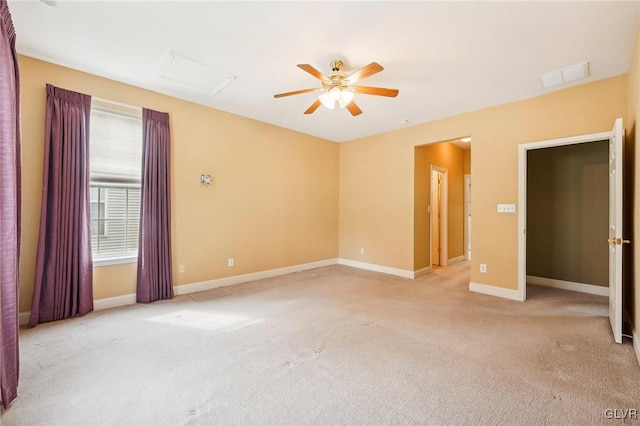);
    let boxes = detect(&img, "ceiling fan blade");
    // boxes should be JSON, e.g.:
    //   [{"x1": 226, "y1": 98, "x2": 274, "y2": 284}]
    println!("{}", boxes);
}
[
  {"x1": 346, "y1": 101, "x2": 362, "y2": 116},
  {"x1": 304, "y1": 99, "x2": 322, "y2": 114},
  {"x1": 274, "y1": 88, "x2": 317, "y2": 98},
  {"x1": 297, "y1": 64, "x2": 330, "y2": 83},
  {"x1": 346, "y1": 62, "x2": 384, "y2": 84},
  {"x1": 353, "y1": 86, "x2": 399, "y2": 98}
]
